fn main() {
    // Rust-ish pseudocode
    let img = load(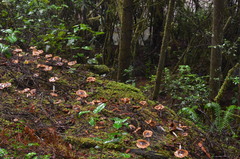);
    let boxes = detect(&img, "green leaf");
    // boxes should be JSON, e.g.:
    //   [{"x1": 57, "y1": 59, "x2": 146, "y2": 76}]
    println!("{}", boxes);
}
[
  {"x1": 0, "y1": 148, "x2": 8, "y2": 157},
  {"x1": 28, "y1": 143, "x2": 40, "y2": 146},
  {"x1": 7, "y1": 35, "x2": 17, "y2": 43},
  {"x1": 78, "y1": 110, "x2": 90, "y2": 117},
  {"x1": 82, "y1": 46, "x2": 92, "y2": 50},
  {"x1": 93, "y1": 103, "x2": 106, "y2": 114},
  {"x1": 89, "y1": 117, "x2": 96, "y2": 126},
  {"x1": 112, "y1": 117, "x2": 130, "y2": 129},
  {"x1": 103, "y1": 138, "x2": 121, "y2": 144},
  {"x1": 26, "y1": 152, "x2": 37, "y2": 159},
  {"x1": 120, "y1": 153, "x2": 131, "y2": 158},
  {"x1": 2, "y1": 29, "x2": 13, "y2": 34}
]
